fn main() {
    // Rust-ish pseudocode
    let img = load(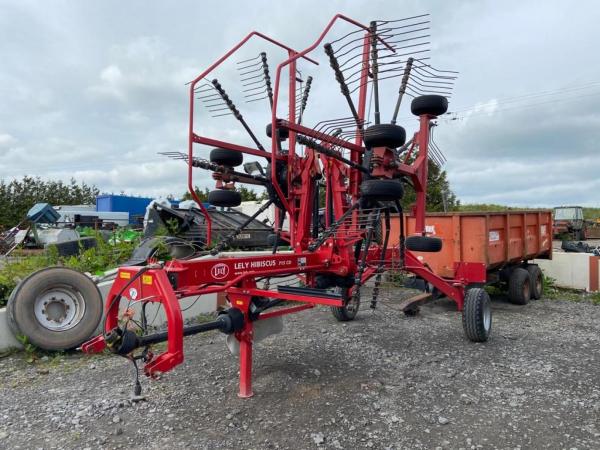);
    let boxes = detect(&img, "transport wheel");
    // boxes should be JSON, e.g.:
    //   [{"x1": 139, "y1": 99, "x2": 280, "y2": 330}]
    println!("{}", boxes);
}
[
  {"x1": 360, "y1": 179, "x2": 404, "y2": 201},
  {"x1": 525, "y1": 265, "x2": 543, "y2": 300},
  {"x1": 405, "y1": 235, "x2": 443, "y2": 252},
  {"x1": 209, "y1": 148, "x2": 243, "y2": 167},
  {"x1": 363, "y1": 124, "x2": 406, "y2": 148},
  {"x1": 411, "y1": 95, "x2": 449, "y2": 116},
  {"x1": 7, "y1": 267, "x2": 103, "y2": 351},
  {"x1": 265, "y1": 123, "x2": 289, "y2": 140},
  {"x1": 208, "y1": 189, "x2": 242, "y2": 207},
  {"x1": 508, "y1": 268, "x2": 531, "y2": 305},
  {"x1": 316, "y1": 275, "x2": 359, "y2": 322},
  {"x1": 462, "y1": 287, "x2": 492, "y2": 342},
  {"x1": 330, "y1": 288, "x2": 359, "y2": 322}
]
